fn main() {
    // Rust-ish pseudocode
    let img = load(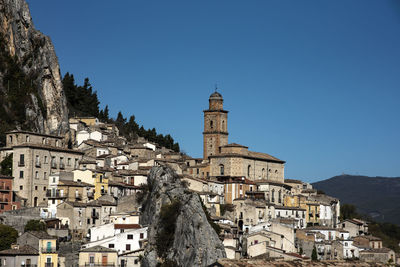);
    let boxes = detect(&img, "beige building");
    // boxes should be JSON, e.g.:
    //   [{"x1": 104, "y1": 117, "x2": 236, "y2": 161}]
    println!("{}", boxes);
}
[
  {"x1": 78, "y1": 245, "x2": 118, "y2": 267},
  {"x1": 1, "y1": 131, "x2": 83, "y2": 207}
]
